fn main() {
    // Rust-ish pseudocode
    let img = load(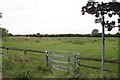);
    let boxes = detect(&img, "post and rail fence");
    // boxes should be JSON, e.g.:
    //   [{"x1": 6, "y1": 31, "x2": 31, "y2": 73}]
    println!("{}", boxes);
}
[{"x1": 0, "y1": 46, "x2": 120, "y2": 78}]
